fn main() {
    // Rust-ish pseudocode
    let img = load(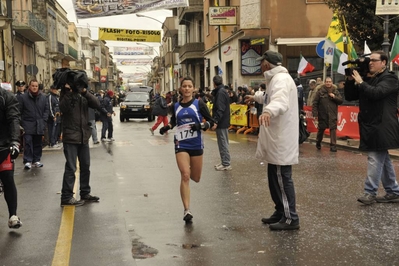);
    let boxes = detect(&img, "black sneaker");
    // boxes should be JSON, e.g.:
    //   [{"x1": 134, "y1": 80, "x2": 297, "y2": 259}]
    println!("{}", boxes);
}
[
  {"x1": 316, "y1": 142, "x2": 321, "y2": 150},
  {"x1": 183, "y1": 210, "x2": 193, "y2": 223},
  {"x1": 61, "y1": 198, "x2": 85, "y2": 207},
  {"x1": 269, "y1": 220, "x2": 300, "y2": 231},
  {"x1": 376, "y1": 193, "x2": 399, "y2": 203},
  {"x1": 81, "y1": 194, "x2": 100, "y2": 202},
  {"x1": 261, "y1": 215, "x2": 281, "y2": 224},
  {"x1": 357, "y1": 193, "x2": 376, "y2": 205}
]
